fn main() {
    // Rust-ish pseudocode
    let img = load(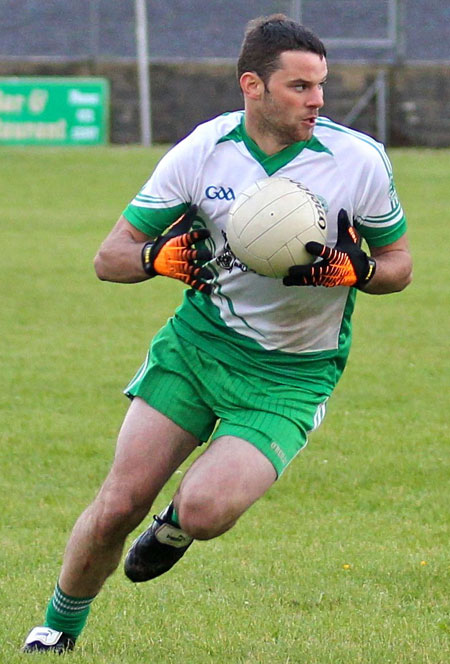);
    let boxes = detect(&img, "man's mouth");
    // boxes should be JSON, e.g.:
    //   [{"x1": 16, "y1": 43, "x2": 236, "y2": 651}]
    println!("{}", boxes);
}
[{"x1": 302, "y1": 116, "x2": 318, "y2": 127}]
